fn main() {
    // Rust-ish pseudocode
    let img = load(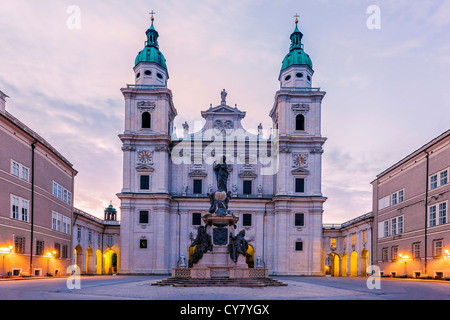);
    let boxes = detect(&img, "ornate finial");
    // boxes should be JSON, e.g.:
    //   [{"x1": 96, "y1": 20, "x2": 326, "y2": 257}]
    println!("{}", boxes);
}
[
  {"x1": 294, "y1": 13, "x2": 299, "y2": 25},
  {"x1": 150, "y1": 10, "x2": 156, "y2": 22}
]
